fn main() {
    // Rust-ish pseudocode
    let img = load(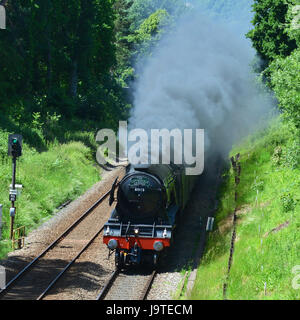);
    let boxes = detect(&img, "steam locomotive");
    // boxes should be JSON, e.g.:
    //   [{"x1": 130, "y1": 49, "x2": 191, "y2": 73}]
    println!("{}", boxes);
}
[{"x1": 103, "y1": 164, "x2": 198, "y2": 268}]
